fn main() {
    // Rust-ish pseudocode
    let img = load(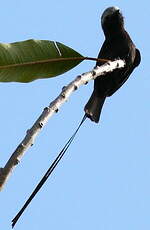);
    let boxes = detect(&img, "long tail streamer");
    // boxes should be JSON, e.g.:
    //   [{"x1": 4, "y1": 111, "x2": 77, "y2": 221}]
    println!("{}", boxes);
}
[{"x1": 12, "y1": 114, "x2": 87, "y2": 228}]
